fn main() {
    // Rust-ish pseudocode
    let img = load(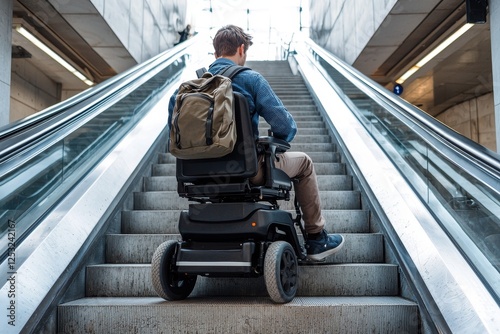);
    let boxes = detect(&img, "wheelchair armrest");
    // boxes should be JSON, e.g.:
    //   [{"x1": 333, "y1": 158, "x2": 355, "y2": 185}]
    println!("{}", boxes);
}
[
  {"x1": 257, "y1": 136, "x2": 291, "y2": 154},
  {"x1": 256, "y1": 131, "x2": 293, "y2": 191}
]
